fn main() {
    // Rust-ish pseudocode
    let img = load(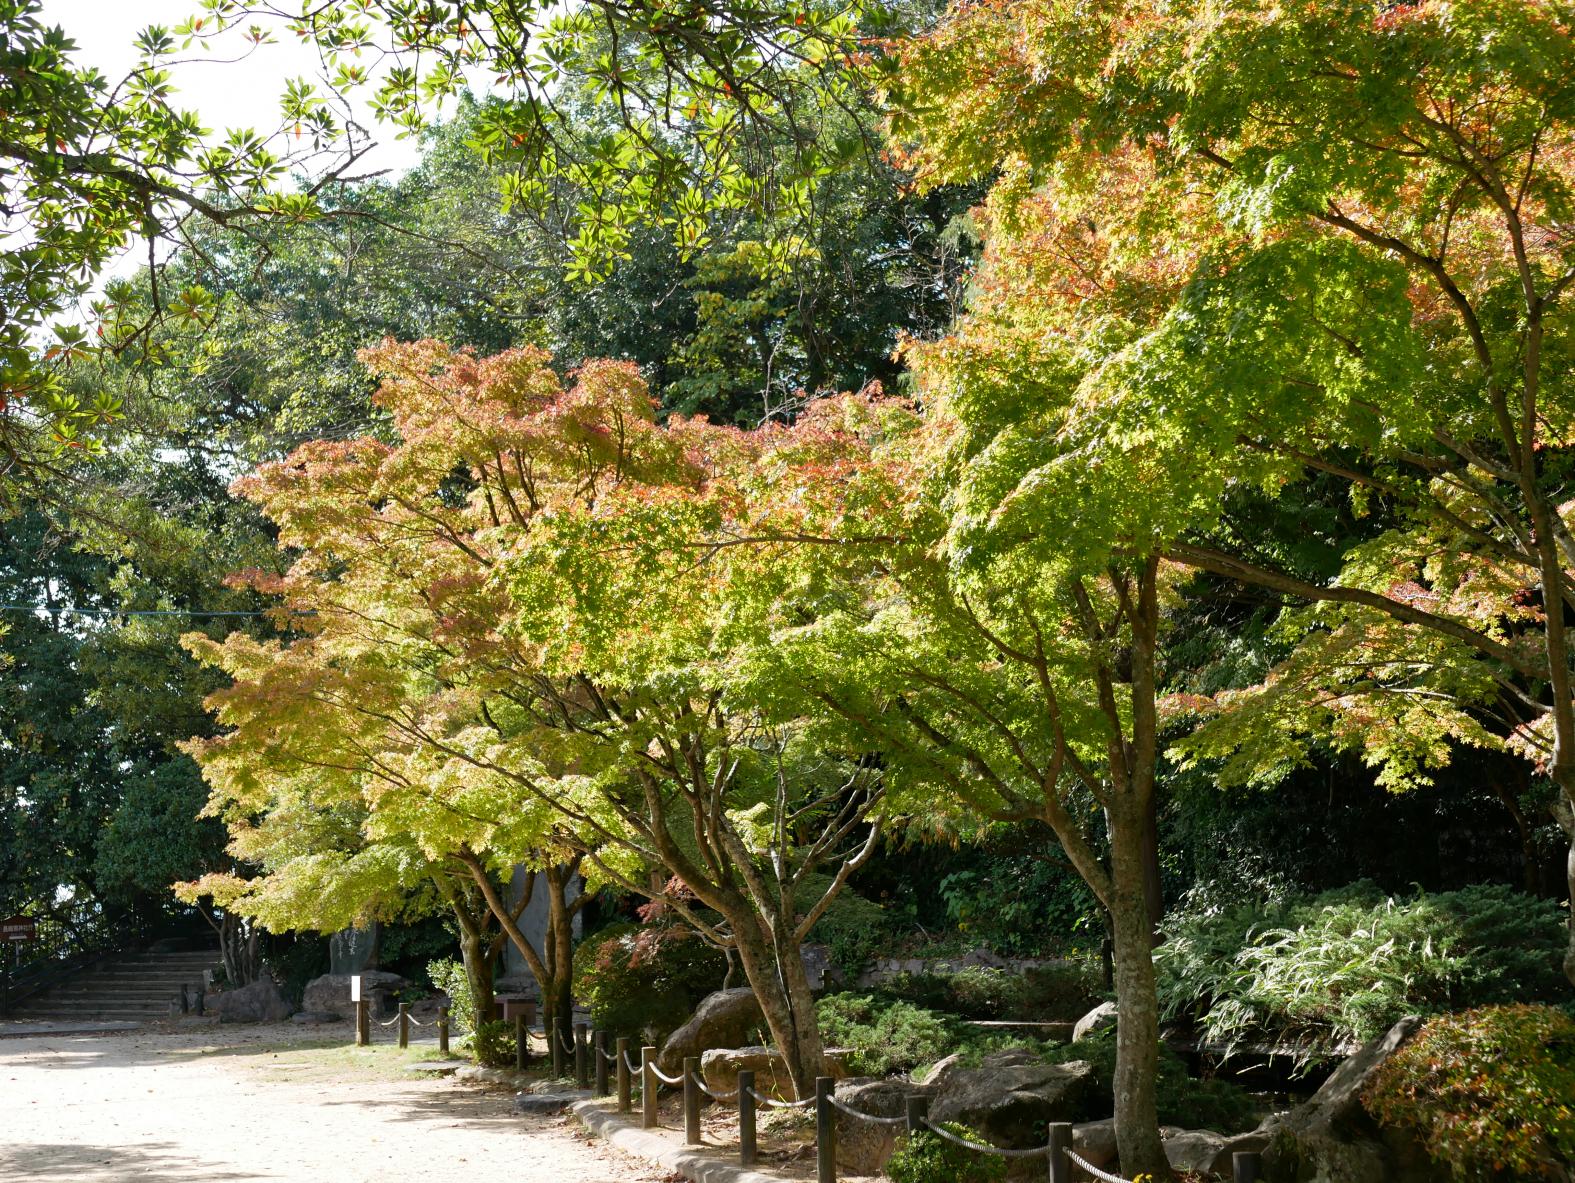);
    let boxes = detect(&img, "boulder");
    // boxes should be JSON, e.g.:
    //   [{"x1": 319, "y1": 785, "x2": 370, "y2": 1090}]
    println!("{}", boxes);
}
[
  {"x1": 1261, "y1": 1015, "x2": 1431, "y2": 1183},
  {"x1": 929, "y1": 1049, "x2": 1097, "y2": 1147},
  {"x1": 215, "y1": 976, "x2": 292, "y2": 1024},
  {"x1": 700, "y1": 1045, "x2": 854, "y2": 1101},
  {"x1": 1165, "y1": 1128, "x2": 1272, "y2": 1178},
  {"x1": 1072, "y1": 1001, "x2": 1118, "y2": 1043},
  {"x1": 1073, "y1": 1118, "x2": 1118, "y2": 1169},
  {"x1": 300, "y1": 970, "x2": 406, "y2": 1020},
  {"x1": 657, "y1": 988, "x2": 765, "y2": 1075},
  {"x1": 833, "y1": 1077, "x2": 928, "y2": 1174}
]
